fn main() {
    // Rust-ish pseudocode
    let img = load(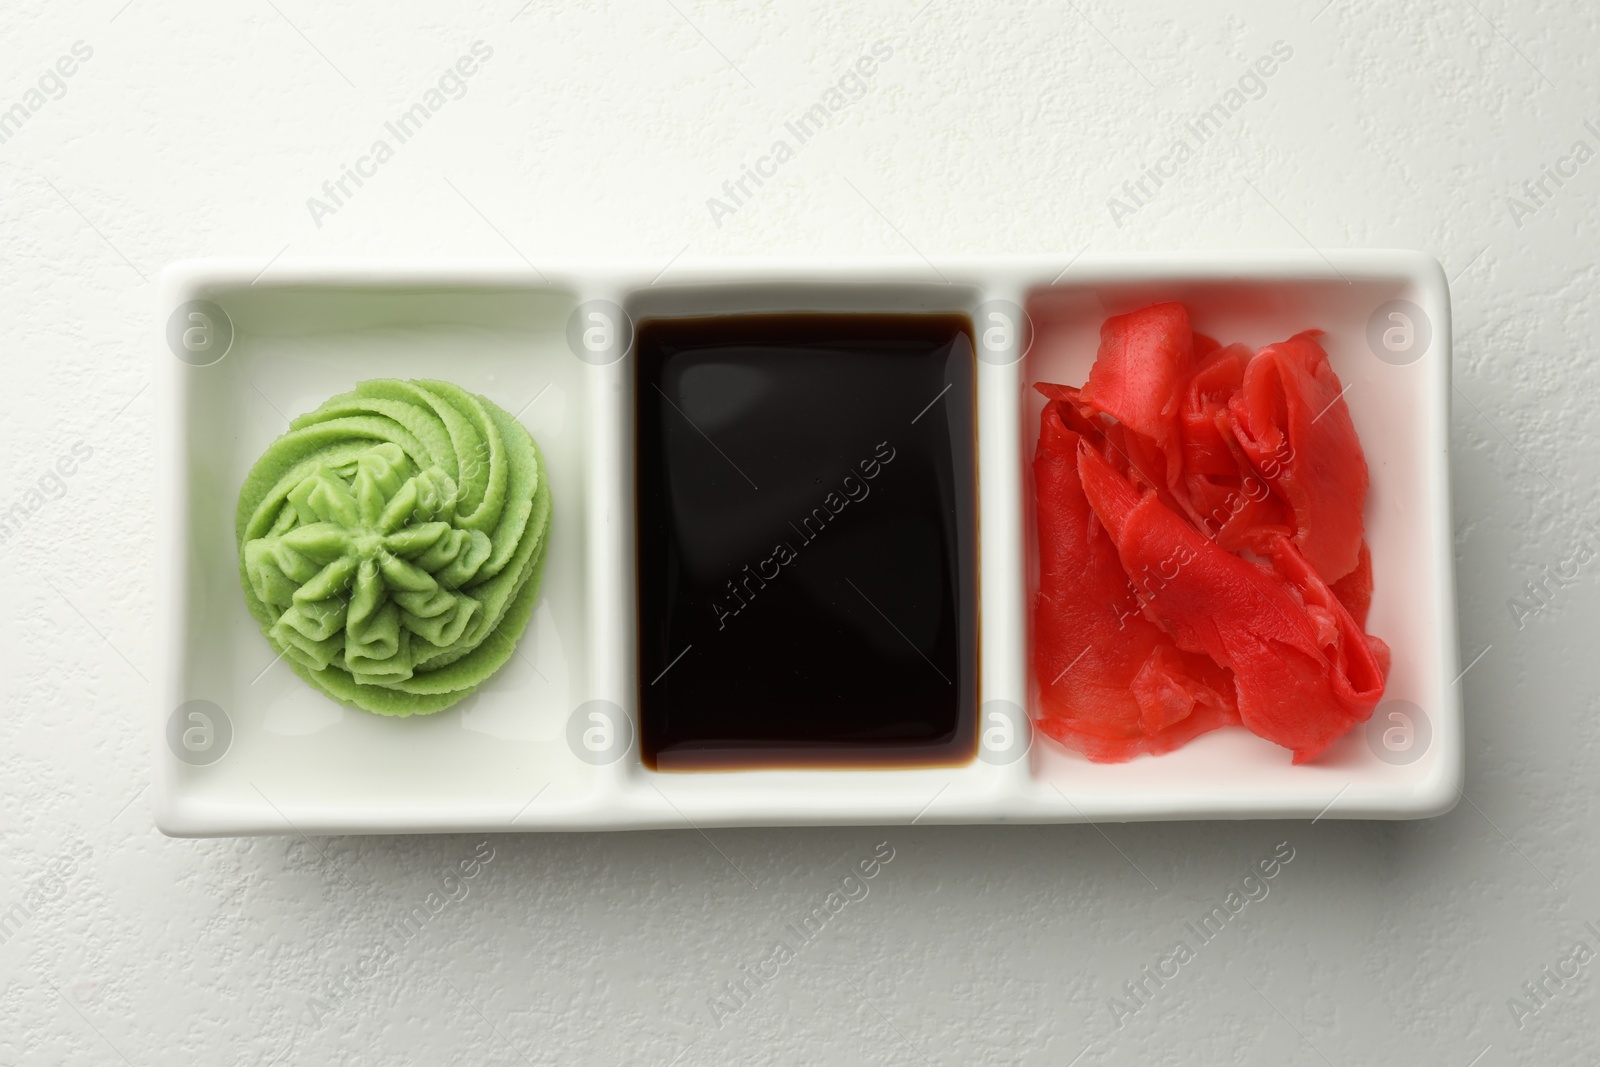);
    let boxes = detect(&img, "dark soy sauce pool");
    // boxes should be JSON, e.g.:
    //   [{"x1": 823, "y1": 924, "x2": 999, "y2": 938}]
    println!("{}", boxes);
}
[{"x1": 634, "y1": 313, "x2": 978, "y2": 770}]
